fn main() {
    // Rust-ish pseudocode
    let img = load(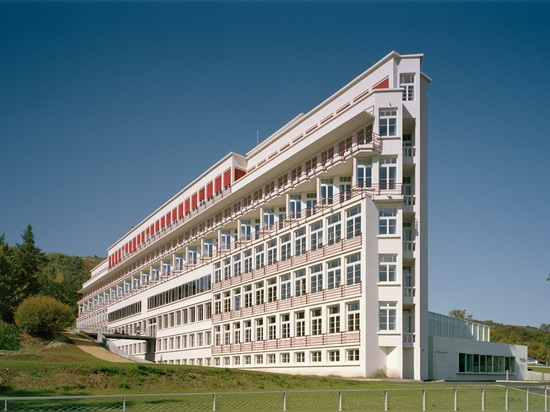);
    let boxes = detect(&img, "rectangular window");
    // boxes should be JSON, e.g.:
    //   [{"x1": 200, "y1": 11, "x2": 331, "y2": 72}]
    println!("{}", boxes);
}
[
  {"x1": 289, "y1": 195, "x2": 302, "y2": 219},
  {"x1": 327, "y1": 259, "x2": 341, "y2": 289},
  {"x1": 379, "y1": 255, "x2": 397, "y2": 282},
  {"x1": 255, "y1": 245, "x2": 265, "y2": 269},
  {"x1": 347, "y1": 349, "x2": 360, "y2": 361},
  {"x1": 310, "y1": 264, "x2": 323, "y2": 293},
  {"x1": 347, "y1": 301, "x2": 360, "y2": 331},
  {"x1": 328, "y1": 350, "x2": 340, "y2": 362},
  {"x1": 223, "y1": 325, "x2": 230, "y2": 345},
  {"x1": 327, "y1": 214, "x2": 341, "y2": 244},
  {"x1": 223, "y1": 291, "x2": 231, "y2": 312},
  {"x1": 339, "y1": 176, "x2": 352, "y2": 202},
  {"x1": 267, "y1": 239, "x2": 277, "y2": 265},
  {"x1": 357, "y1": 159, "x2": 372, "y2": 188},
  {"x1": 295, "y1": 311, "x2": 305, "y2": 337},
  {"x1": 255, "y1": 318, "x2": 264, "y2": 341},
  {"x1": 280, "y1": 234, "x2": 291, "y2": 261},
  {"x1": 244, "y1": 284, "x2": 252, "y2": 308},
  {"x1": 281, "y1": 353, "x2": 290, "y2": 364},
  {"x1": 380, "y1": 157, "x2": 397, "y2": 190},
  {"x1": 311, "y1": 351, "x2": 322, "y2": 363},
  {"x1": 233, "y1": 254, "x2": 241, "y2": 277},
  {"x1": 328, "y1": 305, "x2": 340, "y2": 333},
  {"x1": 379, "y1": 302, "x2": 397, "y2": 331},
  {"x1": 268, "y1": 316, "x2": 277, "y2": 340},
  {"x1": 311, "y1": 308, "x2": 322, "y2": 335},
  {"x1": 306, "y1": 193, "x2": 317, "y2": 217},
  {"x1": 244, "y1": 249, "x2": 252, "y2": 273},
  {"x1": 295, "y1": 228, "x2": 307, "y2": 255},
  {"x1": 240, "y1": 220, "x2": 252, "y2": 241},
  {"x1": 221, "y1": 231, "x2": 232, "y2": 250},
  {"x1": 233, "y1": 288, "x2": 241, "y2": 311},
  {"x1": 255, "y1": 281, "x2": 264, "y2": 305},
  {"x1": 214, "y1": 262, "x2": 222, "y2": 283},
  {"x1": 400, "y1": 73, "x2": 415, "y2": 101},
  {"x1": 310, "y1": 221, "x2": 323, "y2": 250},
  {"x1": 295, "y1": 269, "x2": 306, "y2": 296},
  {"x1": 346, "y1": 206, "x2": 361, "y2": 238},
  {"x1": 346, "y1": 253, "x2": 361, "y2": 285},
  {"x1": 321, "y1": 179, "x2": 334, "y2": 205},
  {"x1": 379, "y1": 208, "x2": 398, "y2": 235},
  {"x1": 263, "y1": 209, "x2": 275, "y2": 231},
  {"x1": 223, "y1": 258, "x2": 231, "y2": 280},
  {"x1": 233, "y1": 322, "x2": 241, "y2": 344},
  {"x1": 256, "y1": 354, "x2": 264, "y2": 364},
  {"x1": 296, "y1": 352, "x2": 305, "y2": 363},
  {"x1": 379, "y1": 109, "x2": 397, "y2": 137},
  {"x1": 280, "y1": 273, "x2": 291, "y2": 299},
  {"x1": 267, "y1": 277, "x2": 277, "y2": 303},
  {"x1": 281, "y1": 313, "x2": 290, "y2": 338},
  {"x1": 244, "y1": 320, "x2": 252, "y2": 342}
]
